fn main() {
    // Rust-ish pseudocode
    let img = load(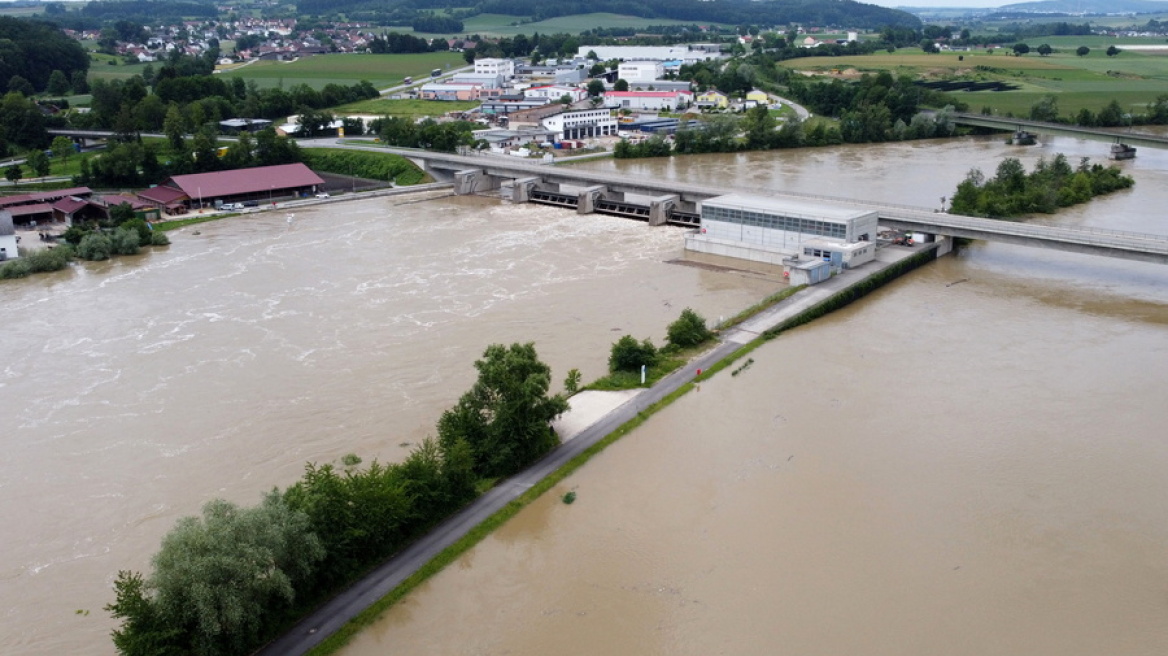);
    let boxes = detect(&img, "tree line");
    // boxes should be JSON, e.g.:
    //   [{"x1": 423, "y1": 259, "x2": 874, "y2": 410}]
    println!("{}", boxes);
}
[
  {"x1": 107, "y1": 342, "x2": 568, "y2": 656},
  {"x1": 949, "y1": 154, "x2": 1134, "y2": 218}
]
